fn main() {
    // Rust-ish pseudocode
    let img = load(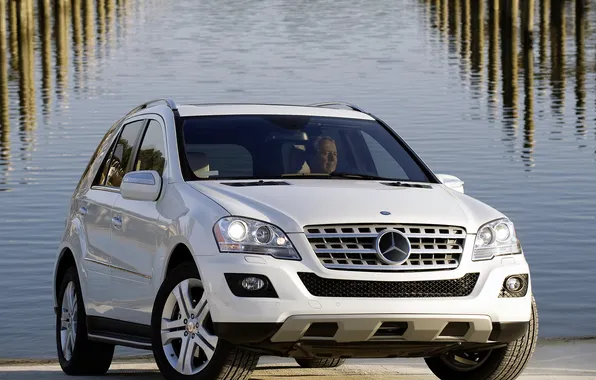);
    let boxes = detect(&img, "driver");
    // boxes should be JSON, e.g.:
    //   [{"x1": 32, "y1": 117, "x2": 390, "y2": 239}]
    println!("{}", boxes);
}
[{"x1": 309, "y1": 136, "x2": 338, "y2": 174}]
